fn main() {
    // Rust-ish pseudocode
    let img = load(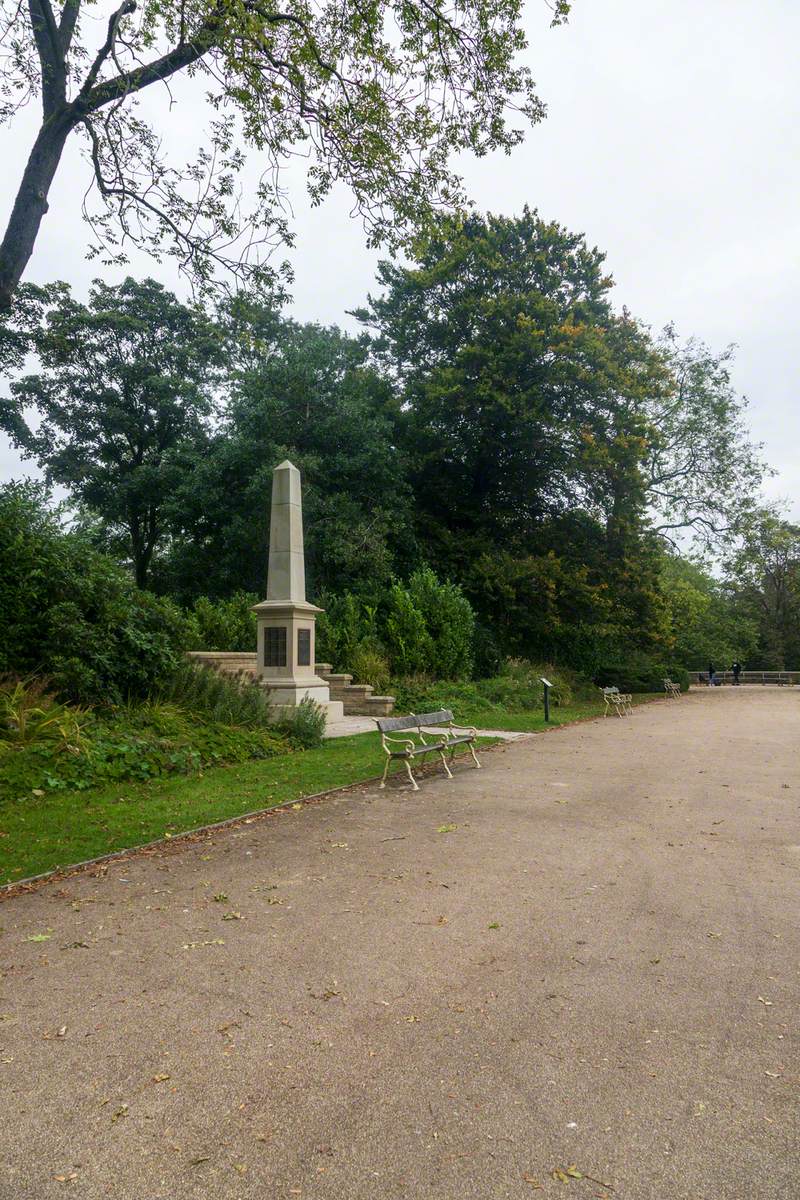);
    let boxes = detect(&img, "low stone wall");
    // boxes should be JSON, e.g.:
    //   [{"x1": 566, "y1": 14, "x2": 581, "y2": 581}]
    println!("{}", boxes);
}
[{"x1": 186, "y1": 652, "x2": 396, "y2": 716}]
